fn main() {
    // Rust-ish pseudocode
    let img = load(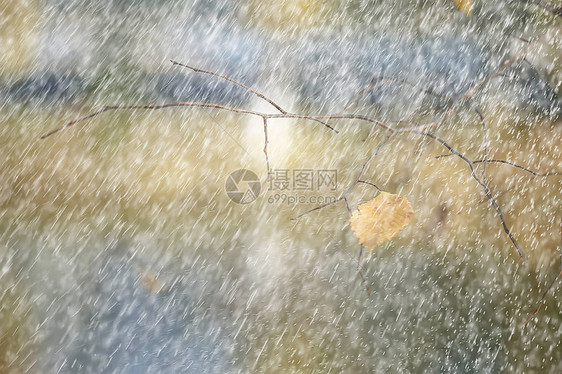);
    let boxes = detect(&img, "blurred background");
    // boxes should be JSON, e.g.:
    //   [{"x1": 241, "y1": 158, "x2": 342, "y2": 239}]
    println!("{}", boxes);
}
[{"x1": 0, "y1": 0, "x2": 561, "y2": 372}]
